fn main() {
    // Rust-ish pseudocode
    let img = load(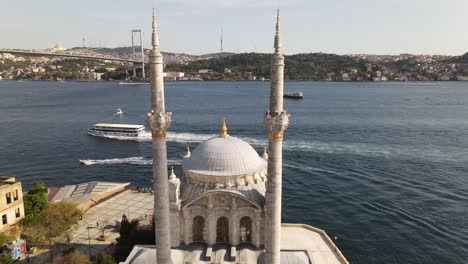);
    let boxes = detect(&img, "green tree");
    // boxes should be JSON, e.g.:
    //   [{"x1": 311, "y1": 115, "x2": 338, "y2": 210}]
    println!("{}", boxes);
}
[
  {"x1": 22, "y1": 202, "x2": 80, "y2": 260},
  {"x1": 93, "y1": 252, "x2": 116, "y2": 264},
  {"x1": 53, "y1": 250, "x2": 91, "y2": 264},
  {"x1": 21, "y1": 183, "x2": 48, "y2": 225},
  {"x1": 113, "y1": 214, "x2": 155, "y2": 262},
  {"x1": 0, "y1": 253, "x2": 14, "y2": 264},
  {"x1": 0, "y1": 232, "x2": 12, "y2": 246}
]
